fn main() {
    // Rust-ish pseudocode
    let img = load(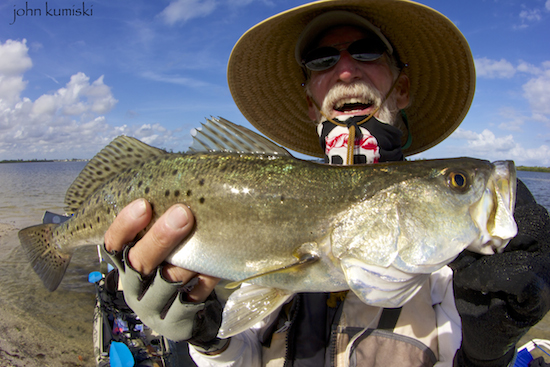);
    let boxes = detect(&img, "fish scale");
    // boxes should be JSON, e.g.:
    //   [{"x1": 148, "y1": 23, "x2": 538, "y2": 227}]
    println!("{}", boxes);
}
[{"x1": 18, "y1": 117, "x2": 518, "y2": 338}]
